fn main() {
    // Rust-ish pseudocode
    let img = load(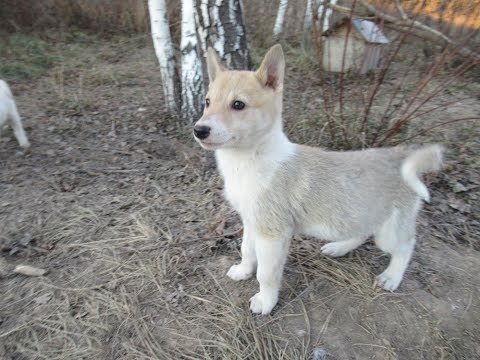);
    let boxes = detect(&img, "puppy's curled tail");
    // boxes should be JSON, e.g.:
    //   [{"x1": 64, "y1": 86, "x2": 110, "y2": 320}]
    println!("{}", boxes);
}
[{"x1": 401, "y1": 144, "x2": 444, "y2": 202}]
